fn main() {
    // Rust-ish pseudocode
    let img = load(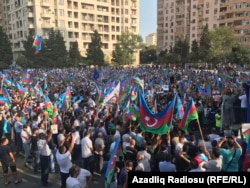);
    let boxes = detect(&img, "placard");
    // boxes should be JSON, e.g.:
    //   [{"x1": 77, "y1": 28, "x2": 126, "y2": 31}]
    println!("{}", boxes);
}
[{"x1": 51, "y1": 124, "x2": 58, "y2": 134}]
